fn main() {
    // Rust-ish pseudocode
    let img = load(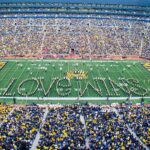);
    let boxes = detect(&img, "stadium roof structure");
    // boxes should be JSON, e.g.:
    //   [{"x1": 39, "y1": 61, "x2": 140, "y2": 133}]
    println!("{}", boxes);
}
[{"x1": 0, "y1": 0, "x2": 150, "y2": 6}]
